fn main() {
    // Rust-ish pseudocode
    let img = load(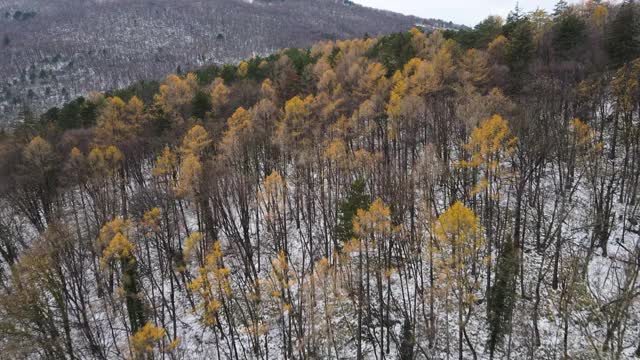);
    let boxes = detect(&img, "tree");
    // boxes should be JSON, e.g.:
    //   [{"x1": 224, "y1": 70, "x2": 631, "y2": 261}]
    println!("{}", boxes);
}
[
  {"x1": 210, "y1": 77, "x2": 230, "y2": 117},
  {"x1": 151, "y1": 146, "x2": 177, "y2": 178},
  {"x1": 188, "y1": 241, "x2": 234, "y2": 350},
  {"x1": 335, "y1": 178, "x2": 371, "y2": 246},
  {"x1": 98, "y1": 218, "x2": 146, "y2": 332},
  {"x1": 17, "y1": 136, "x2": 57, "y2": 231},
  {"x1": 552, "y1": 11, "x2": 587, "y2": 57},
  {"x1": 176, "y1": 153, "x2": 202, "y2": 198},
  {"x1": 180, "y1": 124, "x2": 211, "y2": 157},
  {"x1": 553, "y1": 0, "x2": 569, "y2": 17},
  {"x1": 191, "y1": 90, "x2": 212, "y2": 119},
  {"x1": 154, "y1": 73, "x2": 198, "y2": 117},
  {"x1": 607, "y1": 0, "x2": 640, "y2": 66},
  {"x1": 0, "y1": 225, "x2": 77, "y2": 359},
  {"x1": 130, "y1": 322, "x2": 177, "y2": 359},
  {"x1": 263, "y1": 250, "x2": 296, "y2": 358},
  {"x1": 220, "y1": 107, "x2": 253, "y2": 159},
  {"x1": 433, "y1": 202, "x2": 484, "y2": 360},
  {"x1": 592, "y1": 4, "x2": 609, "y2": 31},
  {"x1": 238, "y1": 61, "x2": 249, "y2": 77},
  {"x1": 459, "y1": 114, "x2": 516, "y2": 301},
  {"x1": 488, "y1": 35, "x2": 508, "y2": 63},
  {"x1": 474, "y1": 16, "x2": 504, "y2": 48},
  {"x1": 398, "y1": 317, "x2": 415, "y2": 360},
  {"x1": 505, "y1": 17, "x2": 534, "y2": 80},
  {"x1": 353, "y1": 198, "x2": 395, "y2": 360},
  {"x1": 276, "y1": 95, "x2": 316, "y2": 164},
  {"x1": 487, "y1": 237, "x2": 518, "y2": 359},
  {"x1": 94, "y1": 96, "x2": 145, "y2": 146}
]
